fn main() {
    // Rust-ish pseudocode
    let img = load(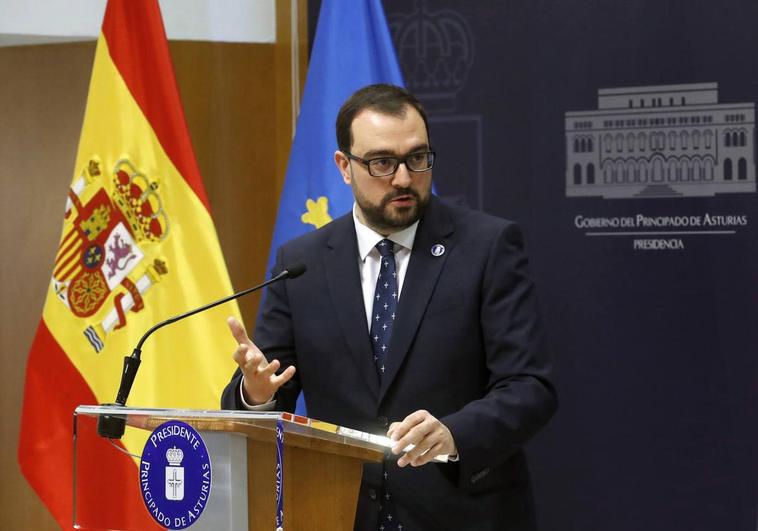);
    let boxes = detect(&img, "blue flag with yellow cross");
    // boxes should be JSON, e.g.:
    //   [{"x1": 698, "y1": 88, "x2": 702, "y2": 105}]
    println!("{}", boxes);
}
[{"x1": 268, "y1": 0, "x2": 404, "y2": 267}]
